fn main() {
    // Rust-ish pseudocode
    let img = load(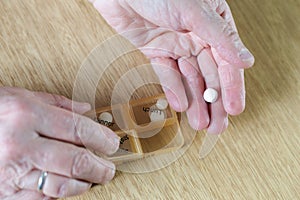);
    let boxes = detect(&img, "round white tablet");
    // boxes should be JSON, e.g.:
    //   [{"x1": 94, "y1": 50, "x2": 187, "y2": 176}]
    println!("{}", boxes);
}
[
  {"x1": 149, "y1": 110, "x2": 166, "y2": 122},
  {"x1": 203, "y1": 88, "x2": 218, "y2": 103},
  {"x1": 98, "y1": 112, "x2": 113, "y2": 123},
  {"x1": 156, "y1": 98, "x2": 169, "y2": 110}
]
